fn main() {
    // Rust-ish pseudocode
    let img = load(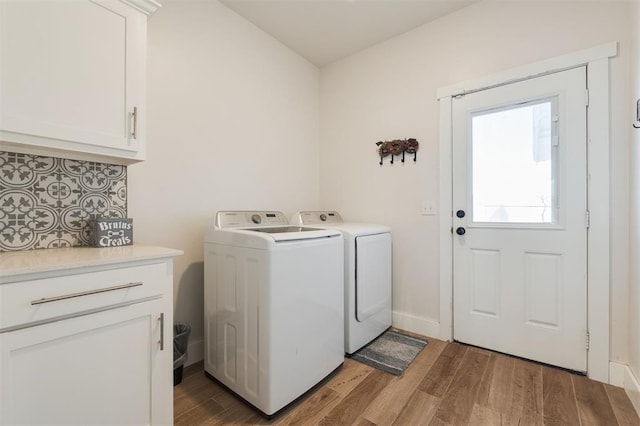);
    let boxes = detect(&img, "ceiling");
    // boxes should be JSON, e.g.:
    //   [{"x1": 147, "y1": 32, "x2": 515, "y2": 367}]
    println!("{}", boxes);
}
[{"x1": 219, "y1": 0, "x2": 476, "y2": 67}]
